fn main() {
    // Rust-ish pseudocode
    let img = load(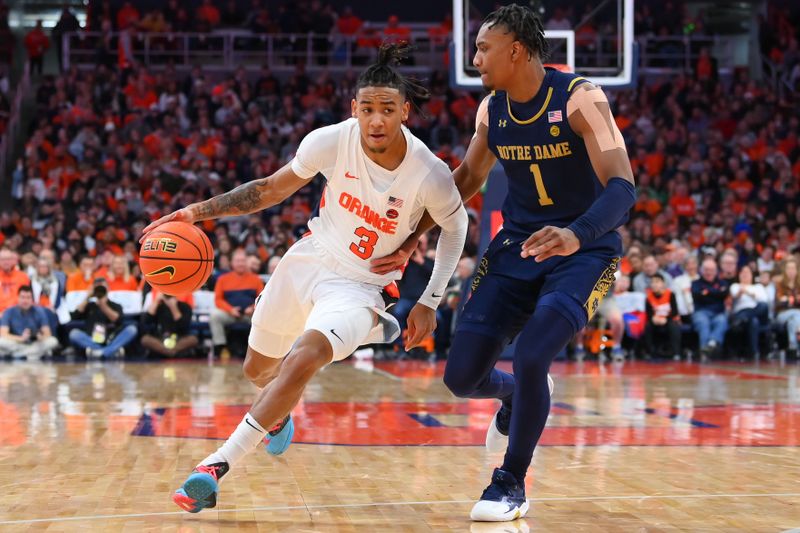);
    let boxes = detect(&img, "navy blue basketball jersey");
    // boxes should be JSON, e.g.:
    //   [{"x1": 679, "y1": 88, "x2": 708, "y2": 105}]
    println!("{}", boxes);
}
[{"x1": 487, "y1": 68, "x2": 619, "y2": 236}]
